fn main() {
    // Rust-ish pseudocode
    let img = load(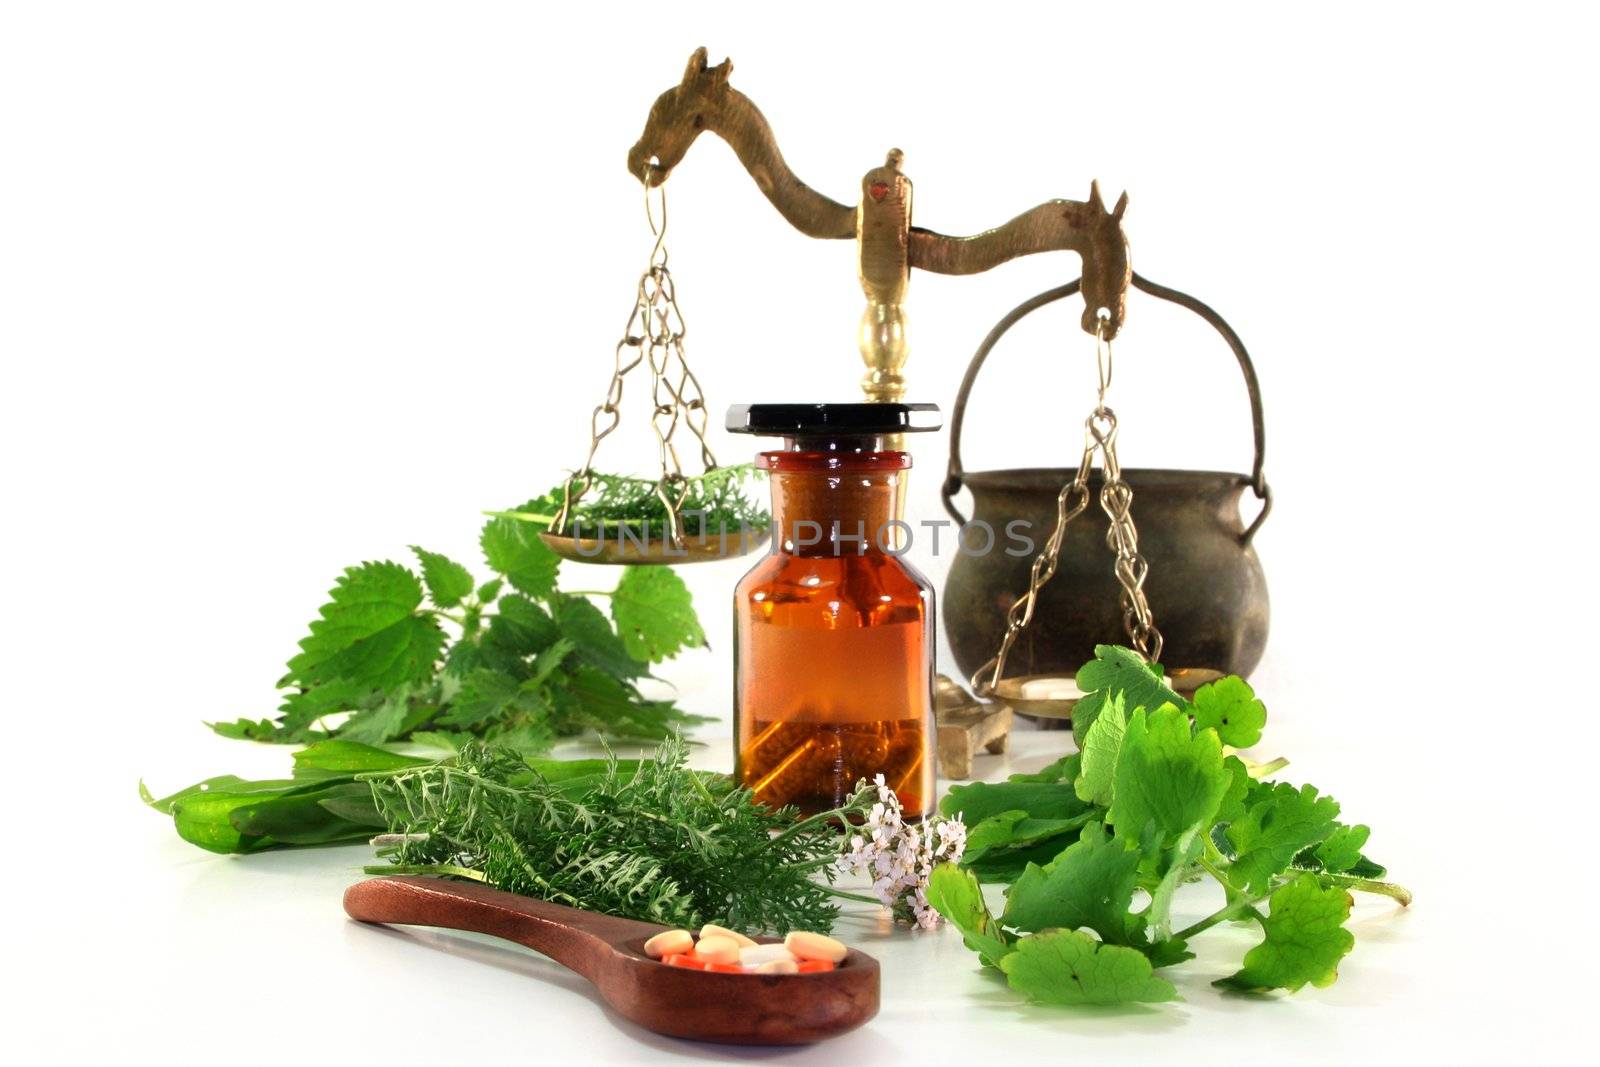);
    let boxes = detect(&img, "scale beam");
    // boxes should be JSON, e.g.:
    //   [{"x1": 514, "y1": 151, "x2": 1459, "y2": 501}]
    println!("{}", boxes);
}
[{"x1": 628, "y1": 47, "x2": 1132, "y2": 403}]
